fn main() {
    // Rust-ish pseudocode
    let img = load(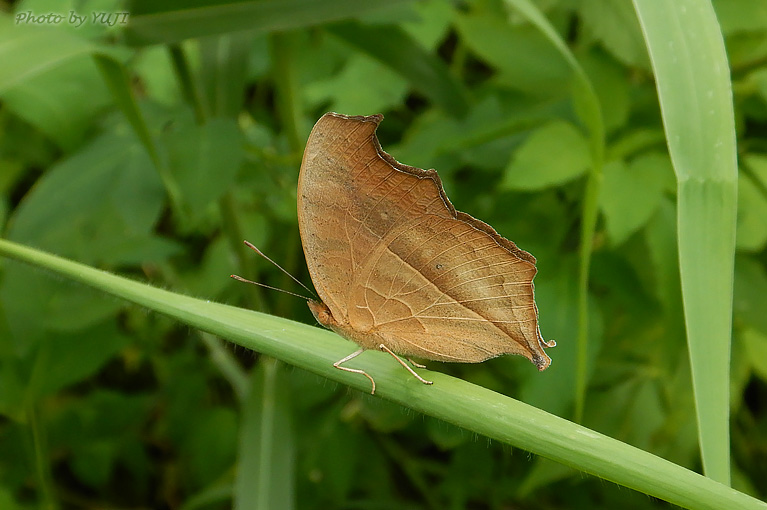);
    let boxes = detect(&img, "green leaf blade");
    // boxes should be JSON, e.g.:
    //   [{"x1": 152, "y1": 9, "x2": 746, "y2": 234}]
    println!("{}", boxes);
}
[
  {"x1": 1, "y1": 238, "x2": 765, "y2": 510},
  {"x1": 235, "y1": 359, "x2": 295, "y2": 510},
  {"x1": 634, "y1": 0, "x2": 738, "y2": 485},
  {"x1": 124, "y1": 0, "x2": 417, "y2": 46}
]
